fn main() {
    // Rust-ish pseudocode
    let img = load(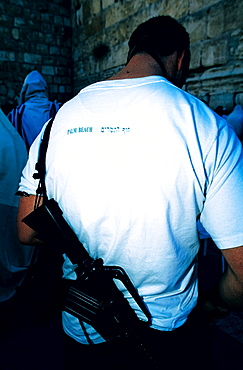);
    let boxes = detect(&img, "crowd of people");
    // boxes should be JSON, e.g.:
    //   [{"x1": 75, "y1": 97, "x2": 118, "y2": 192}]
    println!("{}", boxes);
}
[{"x1": 1, "y1": 15, "x2": 243, "y2": 370}]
